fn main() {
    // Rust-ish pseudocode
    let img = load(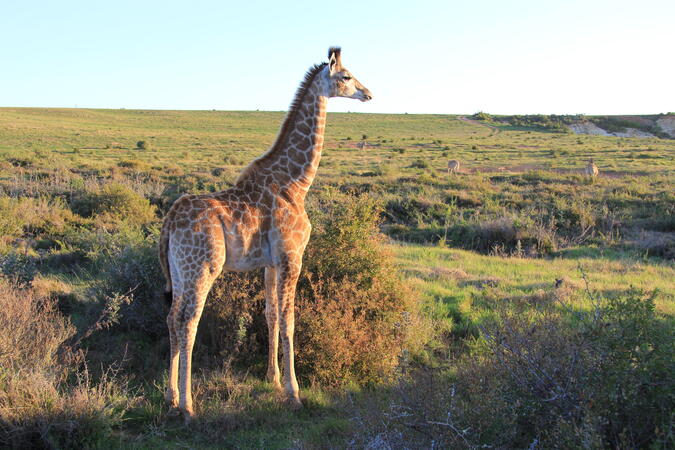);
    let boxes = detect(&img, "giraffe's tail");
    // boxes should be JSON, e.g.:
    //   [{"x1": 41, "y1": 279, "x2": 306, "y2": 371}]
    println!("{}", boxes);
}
[{"x1": 158, "y1": 217, "x2": 173, "y2": 307}]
